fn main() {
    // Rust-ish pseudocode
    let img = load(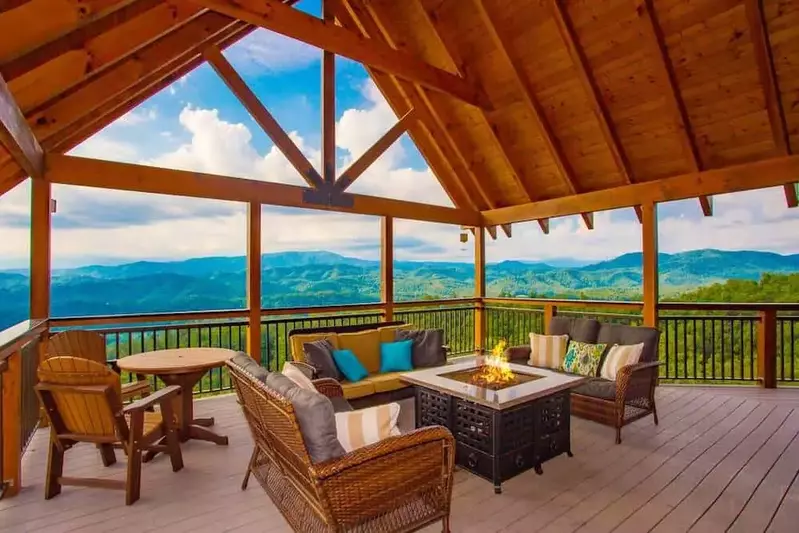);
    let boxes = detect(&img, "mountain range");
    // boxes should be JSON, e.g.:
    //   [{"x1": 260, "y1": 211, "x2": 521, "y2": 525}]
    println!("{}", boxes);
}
[{"x1": 1, "y1": 248, "x2": 798, "y2": 330}]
